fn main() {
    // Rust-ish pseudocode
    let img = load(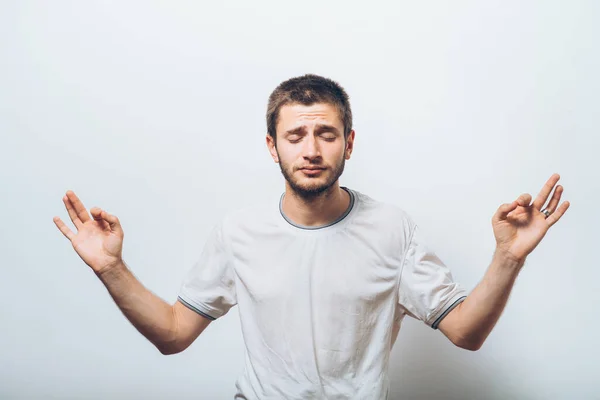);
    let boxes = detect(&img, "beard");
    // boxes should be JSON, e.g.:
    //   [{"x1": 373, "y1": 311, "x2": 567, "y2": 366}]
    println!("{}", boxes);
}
[{"x1": 276, "y1": 148, "x2": 346, "y2": 201}]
